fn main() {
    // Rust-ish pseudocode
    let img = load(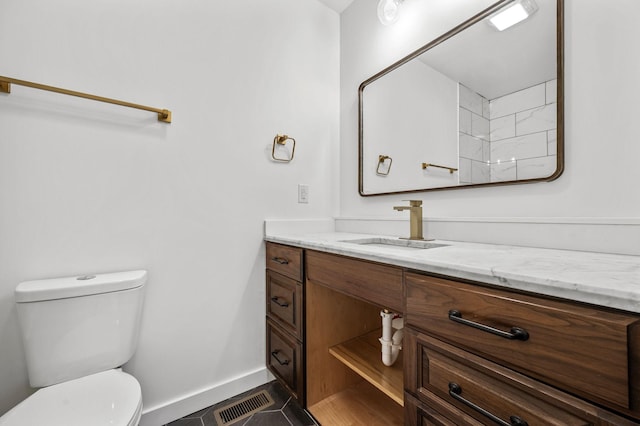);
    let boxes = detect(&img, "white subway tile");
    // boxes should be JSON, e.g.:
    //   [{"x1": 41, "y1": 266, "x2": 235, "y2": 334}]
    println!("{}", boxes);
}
[
  {"x1": 490, "y1": 114, "x2": 516, "y2": 141},
  {"x1": 547, "y1": 129, "x2": 557, "y2": 155},
  {"x1": 483, "y1": 140, "x2": 491, "y2": 163},
  {"x1": 517, "y1": 156, "x2": 558, "y2": 180},
  {"x1": 490, "y1": 83, "x2": 546, "y2": 119},
  {"x1": 459, "y1": 84, "x2": 484, "y2": 116},
  {"x1": 459, "y1": 133, "x2": 484, "y2": 161},
  {"x1": 491, "y1": 160, "x2": 517, "y2": 182},
  {"x1": 458, "y1": 157, "x2": 472, "y2": 183},
  {"x1": 471, "y1": 160, "x2": 491, "y2": 184},
  {"x1": 472, "y1": 113, "x2": 489, "y2": 140},
  {"x1": 459, "y1": 107, "x2": 472, "y2": 134},
  {"x1": 482, "y1": 98, "x2": 490, "y2": 118},
  {"x1": 490, "y1": 132, "x2": 548, "y2": 162},
  {"x1": 546, "y1": 79, "x2": 557, "y2": 104},
  {"x1": 516, "y1": 104, "x2": 557, "y2": 135}
]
